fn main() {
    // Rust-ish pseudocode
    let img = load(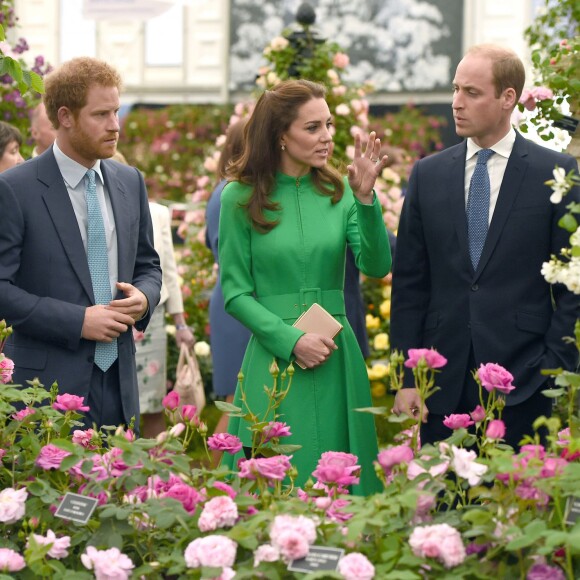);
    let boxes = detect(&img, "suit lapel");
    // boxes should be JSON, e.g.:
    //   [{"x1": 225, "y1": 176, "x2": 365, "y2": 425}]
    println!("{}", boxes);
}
[
  {"x1": 101, "y1": 160, "x2": 131, "y2": 296},
  {"x1": 448, "y1": 142, "x2": 473, "y2": 271},
  {"x1": 475, "y1": 133, "x2": 528, "y2": 278},
  {"x1": 39, "y1": 151, "x2": 95, "y2": 302}
]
